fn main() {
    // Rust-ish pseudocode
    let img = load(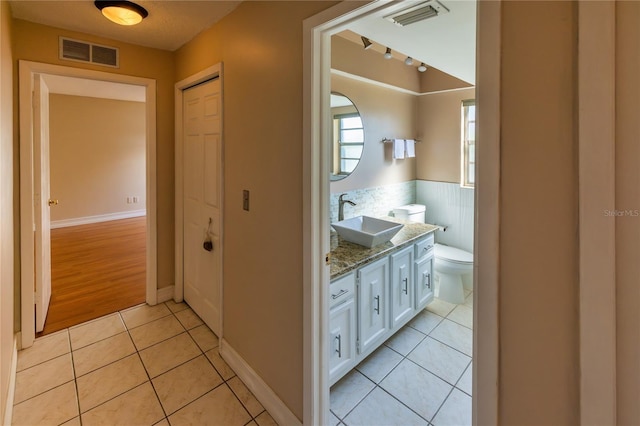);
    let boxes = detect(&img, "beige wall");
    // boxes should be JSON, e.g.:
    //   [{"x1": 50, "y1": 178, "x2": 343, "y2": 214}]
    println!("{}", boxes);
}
[
  {"x1": 615, "y1": 1, "x2": 640, "y2": 423},
  {"x1": 500, "y1": 1, "x2": 579, "y2": 423},
  {"x1": 416, "y1": 88, "x2": 475, "y2": 183},
  {"x1": 0, "y1": 1, "x2": 13, "y2": 421},
  {"x1": 330, "y1": 73, "x2": 416, "y2": 193},
  {"x1": 11, "y1": 19, "x2": 175, "y2": 298},
  {"x1": 175, "y1": 2, "x2": 338, "y2": 419},
  {"x1": 49, "y1": 94, "x2": 146, "y2": 222}
]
